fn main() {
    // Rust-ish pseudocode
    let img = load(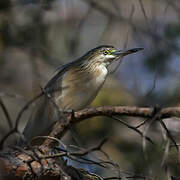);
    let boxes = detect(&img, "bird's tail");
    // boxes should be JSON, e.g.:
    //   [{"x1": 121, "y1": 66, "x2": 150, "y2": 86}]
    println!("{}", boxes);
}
[{"x1": 22, "y1": 96, "x2": 59, "y2": 144}]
